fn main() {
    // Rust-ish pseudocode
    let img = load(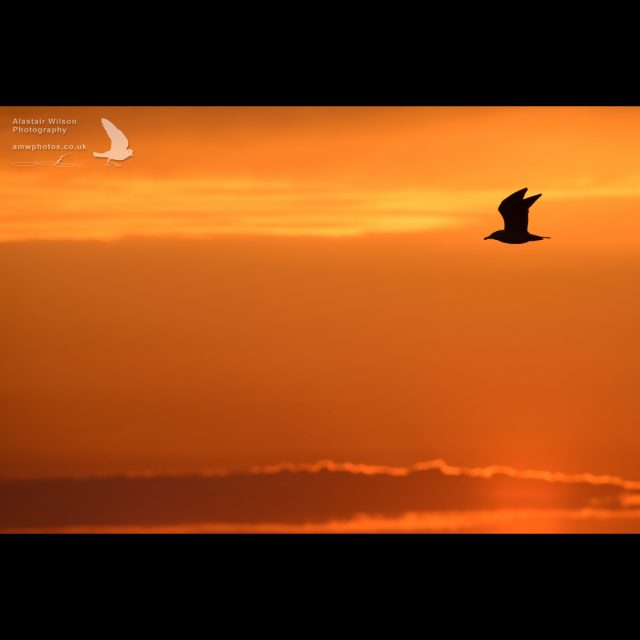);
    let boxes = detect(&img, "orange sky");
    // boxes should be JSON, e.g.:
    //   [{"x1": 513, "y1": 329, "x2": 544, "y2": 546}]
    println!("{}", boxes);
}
[{"x1": 2, "y1": 106, "x2": 640, "y2": 502}]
